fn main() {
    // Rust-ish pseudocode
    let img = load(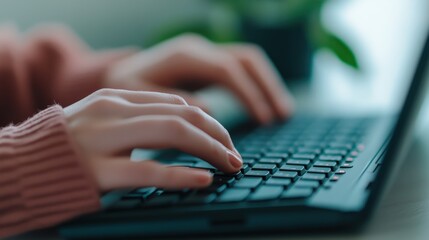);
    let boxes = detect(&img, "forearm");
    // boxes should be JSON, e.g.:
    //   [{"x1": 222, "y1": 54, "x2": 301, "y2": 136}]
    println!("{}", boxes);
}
[
  {"x1": 0, "y1": 24, "x2": 135, "y2": 126},
  {"x1": 0, "y1": 105, "x2": 100, "y2": 238},
  {"x1": 23, "y1": 25, "x2": 137, "y2": 108}
]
